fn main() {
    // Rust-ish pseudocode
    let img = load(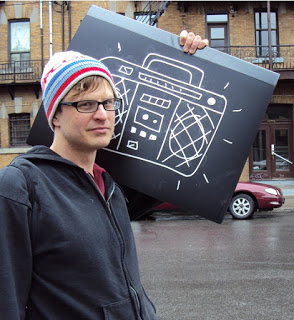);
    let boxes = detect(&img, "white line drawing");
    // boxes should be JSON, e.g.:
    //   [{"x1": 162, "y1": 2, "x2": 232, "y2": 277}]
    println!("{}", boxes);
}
[
  {"x1": 134, "y1": 106, "x2": 164, "y2": 133},
  {"x1": 126, "y1": 140, "x2": 138, "y2": 150},
  {"x1": 232, "y1": 109, "x2": 242, "y2": 112},
  {"x1": 101, "y1": 53, "x2": 227, "y2": 177},
  {"x1": 177, "y1": 180, "x2": 181, "y2": 190},
  {"x1": 224, "y1": 82, "x2": 230, "y2": 89},
  {"x1": 223, "y1": 139, "x2": 233, "y2": 144},
  {"x1": 203, "y1": 173, "x2": 209, "y2": 183}
]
